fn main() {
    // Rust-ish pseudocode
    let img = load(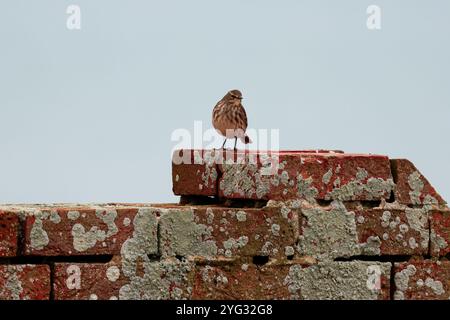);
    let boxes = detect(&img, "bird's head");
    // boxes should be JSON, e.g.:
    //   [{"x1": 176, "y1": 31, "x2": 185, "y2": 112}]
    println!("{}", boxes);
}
[{"x1": 227, "y1": 89, "x2": 243, "y2": 101}]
